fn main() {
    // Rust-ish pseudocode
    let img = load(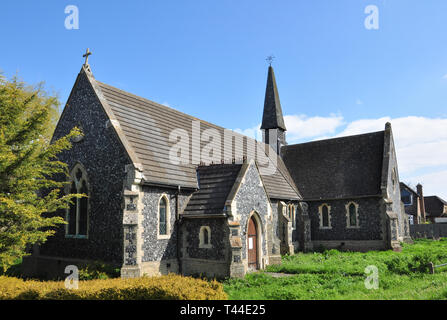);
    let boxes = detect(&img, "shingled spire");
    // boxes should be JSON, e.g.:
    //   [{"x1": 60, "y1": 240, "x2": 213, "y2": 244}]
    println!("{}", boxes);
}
[
  {"x1": 261, "y1": 66, "x2": 286, "y2": 131},
  {"x1": 261, "y1": 65, "x2": 287, "y2": 155}
]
